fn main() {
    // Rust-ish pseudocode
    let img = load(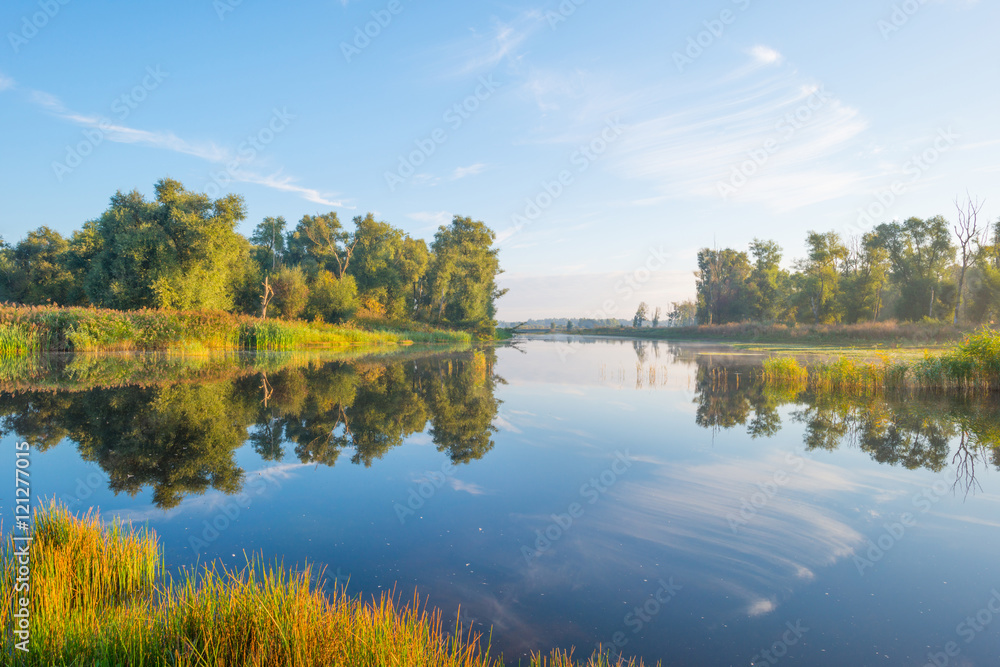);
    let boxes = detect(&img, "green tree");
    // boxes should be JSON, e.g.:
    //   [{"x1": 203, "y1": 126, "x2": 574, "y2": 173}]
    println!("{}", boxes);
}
[
  {"x1": 250, "y1": 216, "x2": 287, "y2": 271},
  {"x1": 695, "y1": 248, "x2": 752, "y2": 324},
  {"x1": 874, "y1": 216, "x2": 956, "y2": 321},
  {"x1": 306, "y1": 271, "x2": 359, "y2": 323},
  {"x1": 286, "y1": 212, "x2": 356, "y2": 278},
  {"x1": 425, "y1": 216, "x2": 505, "y2": 333},
  {"x1": 1, "y1": 226, "x2": 74, "y2": 305},
  {"x1": 796, "y1": 231, "x2": 848, "y2": 324},
  {"x1": 348, "y1": 213, "x2": 427, "y2": 319},
  {"x1": 269, "y1": 265, "x2": 310, "y2": 320},
  {"x1": 633, "y1": 302, "x2": 649, "y2": 328},
  {"x1": 748, "y1": 239, "x2": 786, "y2": 322},
  {"x1": 86, "y1": 179, "x2": 253, "y2": 311},
  {"x1": 841, "y1": 233, "x2": 891, "y2": 323}
]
